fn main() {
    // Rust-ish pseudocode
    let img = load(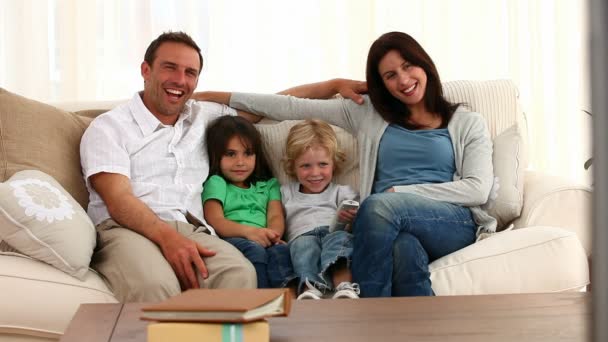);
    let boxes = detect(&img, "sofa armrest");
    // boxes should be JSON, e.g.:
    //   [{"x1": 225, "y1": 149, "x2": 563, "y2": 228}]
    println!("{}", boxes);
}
[{"x1": 512, "y1": 170, "x2": 592, "y2": 255}]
